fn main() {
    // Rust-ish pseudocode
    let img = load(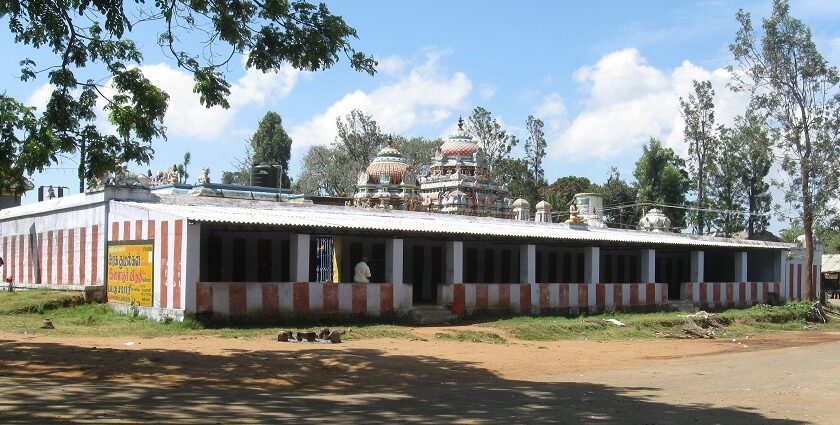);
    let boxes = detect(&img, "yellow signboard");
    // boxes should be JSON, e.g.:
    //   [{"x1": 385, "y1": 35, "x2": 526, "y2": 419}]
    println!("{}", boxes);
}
[{"x1": 107, "y1": 240, "x2": 154, "y2": 307}]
